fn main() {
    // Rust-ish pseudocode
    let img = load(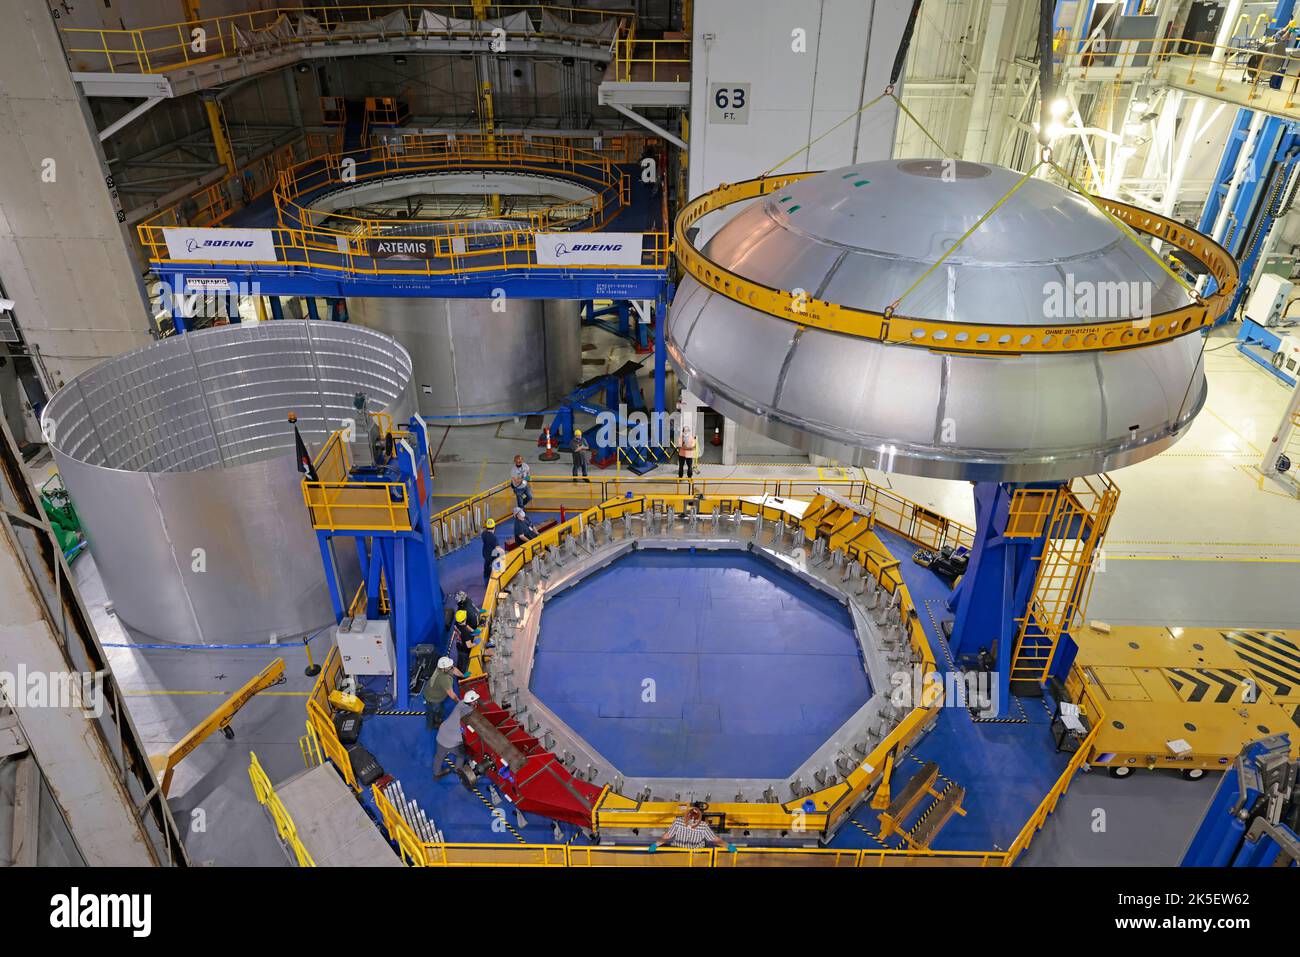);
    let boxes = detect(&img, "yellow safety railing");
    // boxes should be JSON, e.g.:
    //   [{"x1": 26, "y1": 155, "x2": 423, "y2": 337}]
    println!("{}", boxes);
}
[
  {"x1": 139, "y1": 133, "x2": 337, "y2": 235},
  {"x1": 300, "y1": 475, "x2": 1102, "y2": 867},
  {"x1": 1057, "y1": 34, "x2": 1300, "y2": 113},
  {"x1": 675, "y1": 173, "x2": 1239, "y2": 358},
  {"x1": 305, "y1": 646, "x2": 357, "y2": 790},
  {"x1": 266, "y1": 132, "x2": 634, "y2": 240},
  {"x1": 371, "y1": 781, "x2": 1010, "y2": 867},
  {"x1": 427, "y1": 475, "x2": 975, "y2": 558},
  {"x1": 59, "y1": 4, "x2": 628, "y2": 75},
  {"x1": 612, "y1": 30, "x2": 690, "y2": 83},
  {"x1": 138, "y1": 131, "x2": 670, "y2": 277},
  {"x1": 1008, "y1": 475, "x2": 1119, "y2": 687},
  {"x1": 249, "y1": 751, "x2": 317, "y2": 866},
  {"x1": 1002, "y1": 669, "x2": 1106, "y2": 865}
]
